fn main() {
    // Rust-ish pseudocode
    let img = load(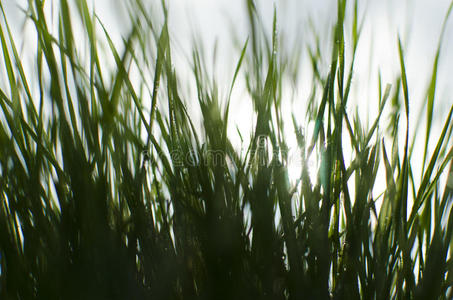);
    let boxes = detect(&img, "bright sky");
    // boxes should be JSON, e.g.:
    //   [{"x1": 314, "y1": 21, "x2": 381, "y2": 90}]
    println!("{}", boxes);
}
[
  {"x1": 162, "y1": 0, "x2": 453, "y2": 180},
  {"x1": 2, "y1": 0, "x2": 452, "y2": 191}
]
